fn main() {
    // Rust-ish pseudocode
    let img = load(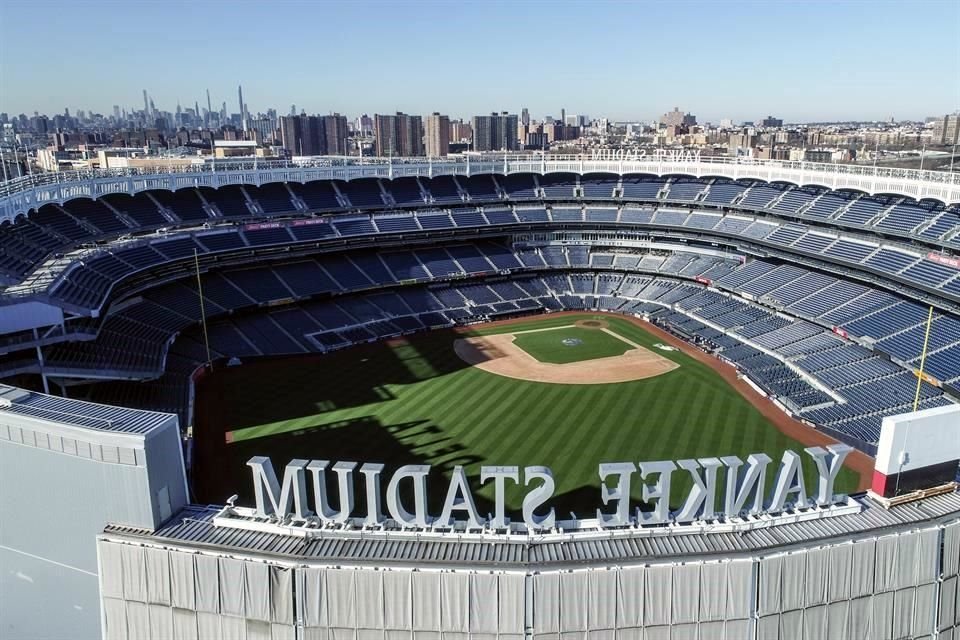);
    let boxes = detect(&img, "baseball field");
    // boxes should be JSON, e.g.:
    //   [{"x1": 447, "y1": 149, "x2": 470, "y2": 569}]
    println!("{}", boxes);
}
[{"x1": 192, "y1": 312, "x2": 862, "y2": 519}]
